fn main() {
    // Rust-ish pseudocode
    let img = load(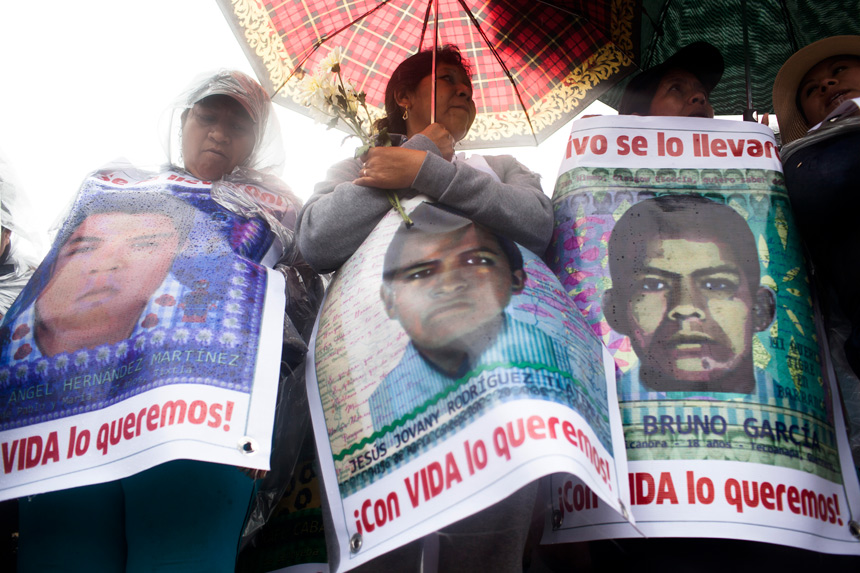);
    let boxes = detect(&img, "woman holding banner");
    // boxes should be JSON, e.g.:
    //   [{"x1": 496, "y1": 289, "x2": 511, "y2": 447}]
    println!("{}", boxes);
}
[
  {"x1": 297, "y1": 47, "x2": 549, "y2": 572},
  {"x1": 296, "y1": 46, "x2": 553, "y2": 273},
  {"x1": 14, "y1": 70, "x2": 319, "y2": 572}
]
